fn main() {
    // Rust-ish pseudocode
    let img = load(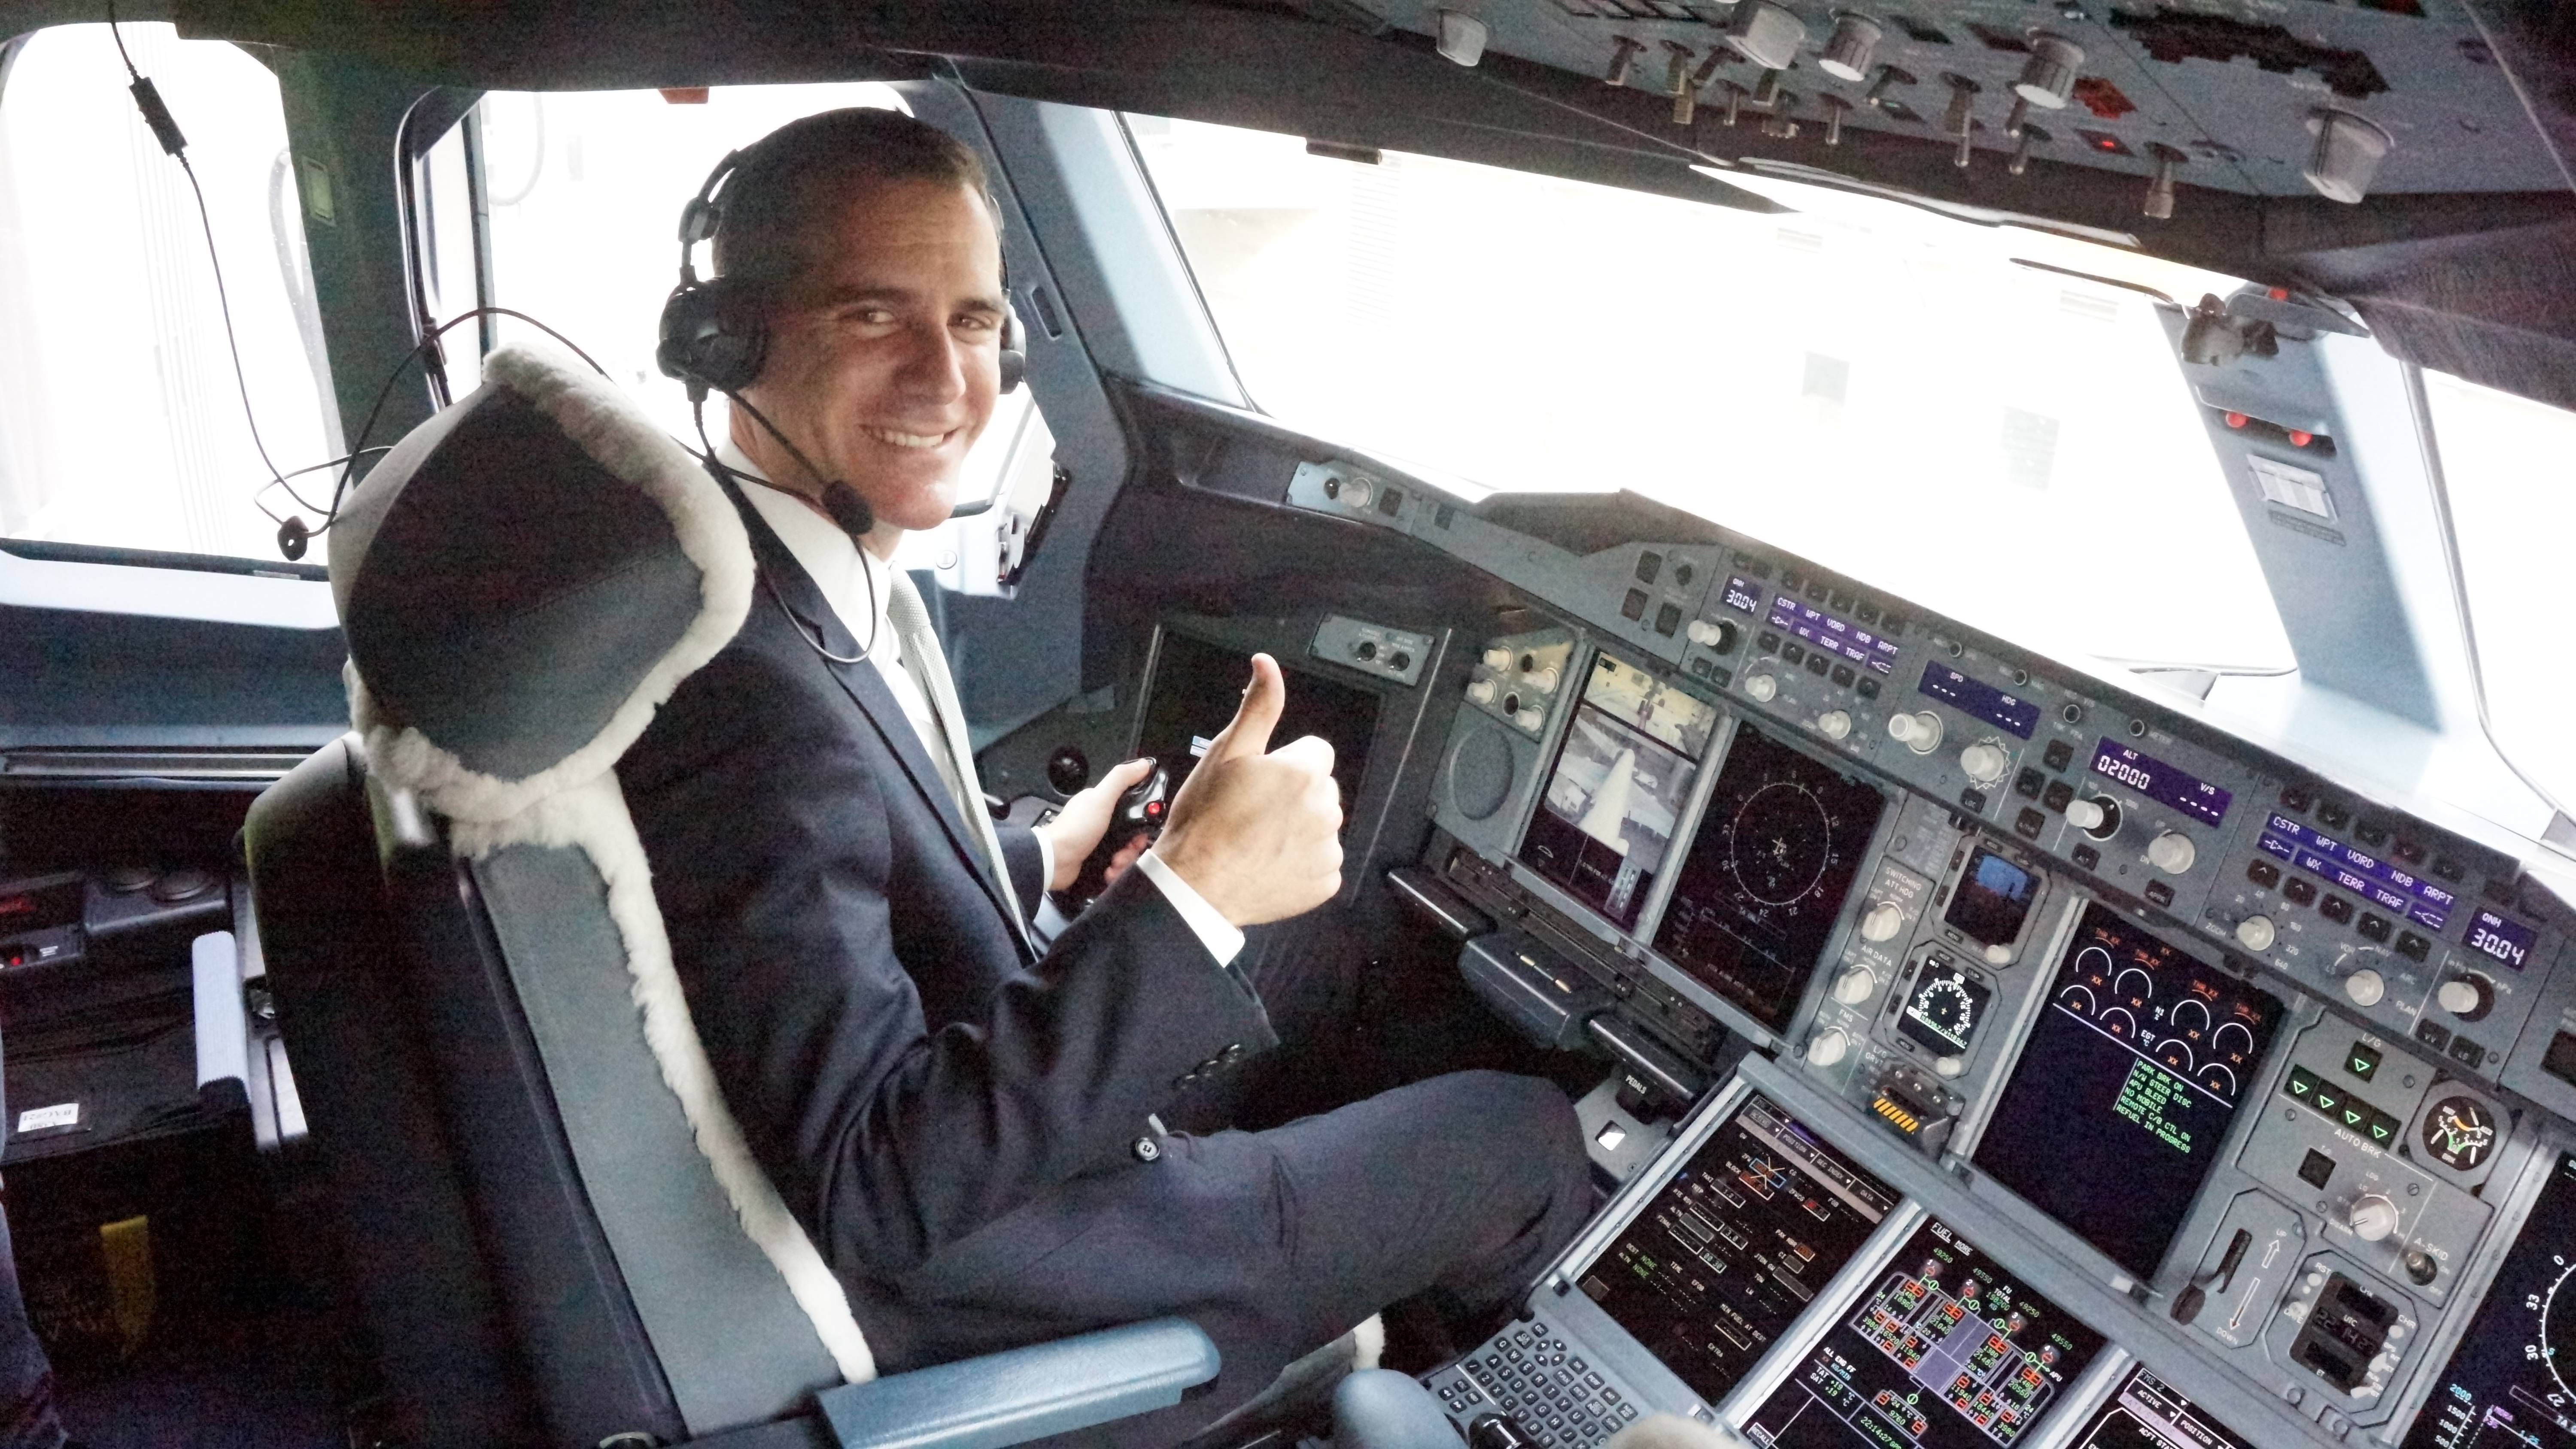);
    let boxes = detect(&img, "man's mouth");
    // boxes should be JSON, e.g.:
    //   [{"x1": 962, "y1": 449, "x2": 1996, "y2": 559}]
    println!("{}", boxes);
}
[{"x1": 859, "y1": 424, "x2": 957, "y2": 451}]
